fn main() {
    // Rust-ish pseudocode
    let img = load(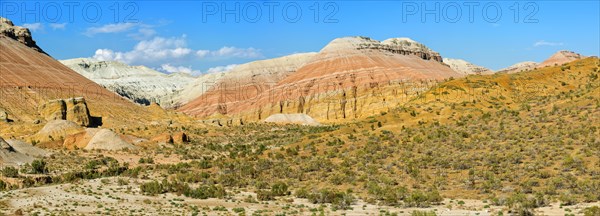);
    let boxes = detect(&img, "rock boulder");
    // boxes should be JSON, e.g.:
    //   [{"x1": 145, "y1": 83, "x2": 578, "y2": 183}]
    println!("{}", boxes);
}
[
  {"x1": 0, "y1": 108, "x2": 8, "y2": 122},
  {"x1": 172, "y1": 132, "x2": 190, "y2": 144},
  {"x1": 38, "y1": 98, "x2": 92, "y2": 127},
  {"x1": 39, "y1": 99, "x2": 66, "y2": 121},
  {"x1": 66, "y1": 97, "x2": 91, "y2": 126}
]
